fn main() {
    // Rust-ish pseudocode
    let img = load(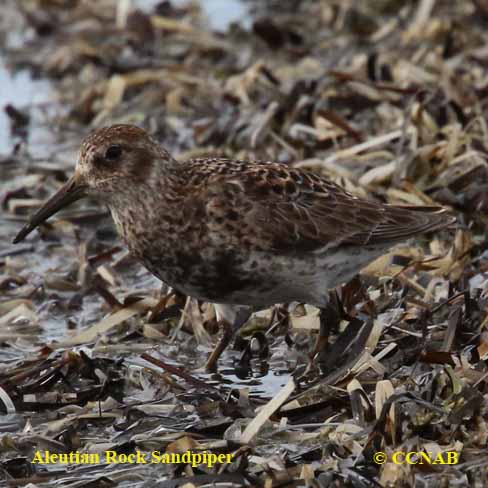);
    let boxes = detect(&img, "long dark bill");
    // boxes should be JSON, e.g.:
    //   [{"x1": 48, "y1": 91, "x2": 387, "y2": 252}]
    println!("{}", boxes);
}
[{"x1": 13, "y1": 176, "x2": 88, "y2": 243}]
